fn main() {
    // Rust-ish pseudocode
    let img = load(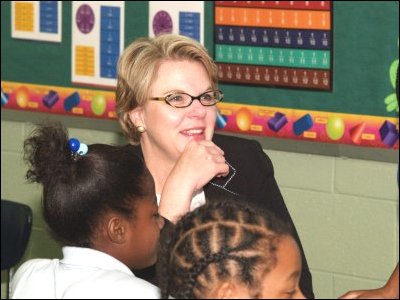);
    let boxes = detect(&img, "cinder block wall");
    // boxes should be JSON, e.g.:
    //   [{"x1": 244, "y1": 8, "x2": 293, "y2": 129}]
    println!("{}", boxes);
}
[
  {"x1": 1, "y1": 120, "x2": 398, "y2": 299},
  {"x1": 268, "y1": 150, "x2": 398, "y2": 298}
]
